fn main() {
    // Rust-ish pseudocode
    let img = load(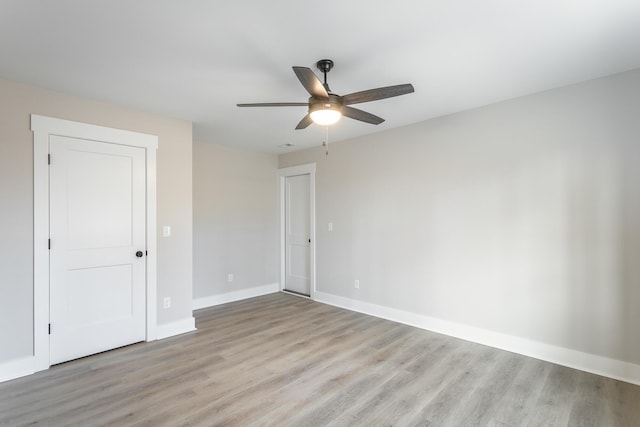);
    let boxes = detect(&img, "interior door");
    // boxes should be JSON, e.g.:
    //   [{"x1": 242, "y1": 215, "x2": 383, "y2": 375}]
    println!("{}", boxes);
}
[
  {"x1": 284, "y1": 174, "x2": 311, "y2": 296},
  {"x1": 49, "y1": 135, "x2": 146, "y2": 364}
]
